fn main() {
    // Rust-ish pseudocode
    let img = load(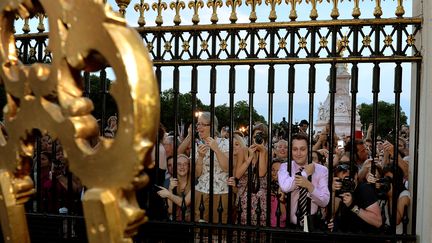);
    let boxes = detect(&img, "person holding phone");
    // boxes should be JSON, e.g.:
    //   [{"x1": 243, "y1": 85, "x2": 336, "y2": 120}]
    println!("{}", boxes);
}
[
  {"x1": 157, "y1": 154, "x2": 192, "y2": 221},
  {"x1": 193, "y1": 112, "x2": 229, "y2": 224}
]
